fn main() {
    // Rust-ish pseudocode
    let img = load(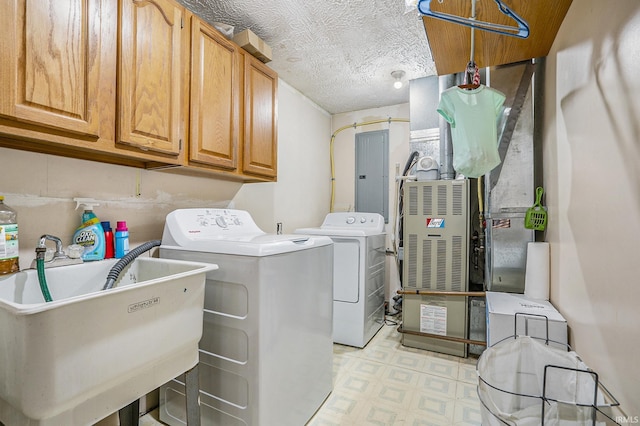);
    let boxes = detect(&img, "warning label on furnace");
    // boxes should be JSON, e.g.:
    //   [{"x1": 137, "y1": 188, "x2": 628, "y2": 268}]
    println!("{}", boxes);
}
[{"x1": 420, "y1": 305, "x2": 447, "y2": 336}]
